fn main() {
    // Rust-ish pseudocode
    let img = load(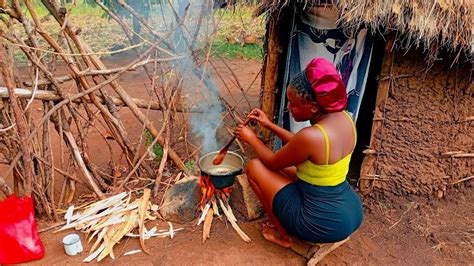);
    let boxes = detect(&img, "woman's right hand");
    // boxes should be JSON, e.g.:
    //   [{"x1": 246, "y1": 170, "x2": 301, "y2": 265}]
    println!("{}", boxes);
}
[{"x1": 248, "y1": 108, "x2": 272, "y2": 129}]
